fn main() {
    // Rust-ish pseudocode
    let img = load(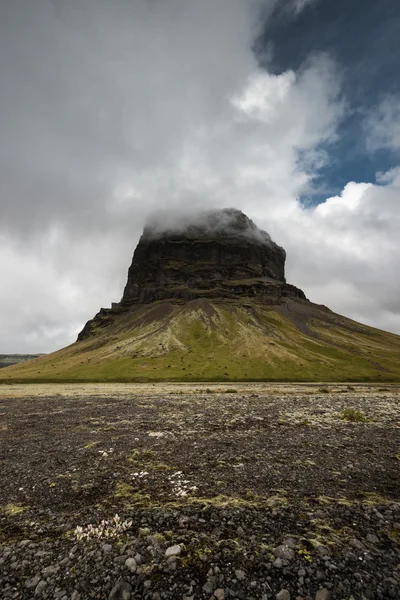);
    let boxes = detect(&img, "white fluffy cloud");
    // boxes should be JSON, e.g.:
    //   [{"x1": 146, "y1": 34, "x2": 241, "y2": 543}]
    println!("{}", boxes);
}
[
  {"x1": 273, "y1": 175, "x2": 400, "y2": 335},
  {"x1": 0, "y1": 0, "x2": 399, "y2": 352}
]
